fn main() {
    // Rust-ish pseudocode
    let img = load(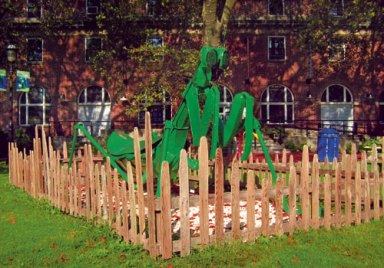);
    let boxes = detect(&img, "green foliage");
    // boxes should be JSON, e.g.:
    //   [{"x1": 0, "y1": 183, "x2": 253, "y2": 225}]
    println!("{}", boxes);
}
[
  {"x1": 360, "y1": 136, "x2": 382, "y2": 151},
  {"x1": 296, "y1": 0, "x2": 384, "y2": 71}
]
